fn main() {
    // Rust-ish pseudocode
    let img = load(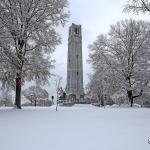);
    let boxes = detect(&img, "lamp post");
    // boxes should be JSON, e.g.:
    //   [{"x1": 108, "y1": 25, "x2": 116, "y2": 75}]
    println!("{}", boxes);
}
[{"x1": 51, "y1": 96, "x2": 54, "y2": 105}]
